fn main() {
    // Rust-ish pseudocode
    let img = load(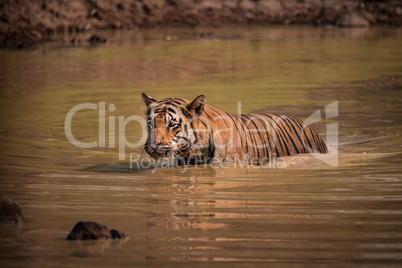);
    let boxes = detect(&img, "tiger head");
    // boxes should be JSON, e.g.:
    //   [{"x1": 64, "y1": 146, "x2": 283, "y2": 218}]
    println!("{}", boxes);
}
[{"x1": 142, "y1": 93, "x2": 207, "y2": 160}]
